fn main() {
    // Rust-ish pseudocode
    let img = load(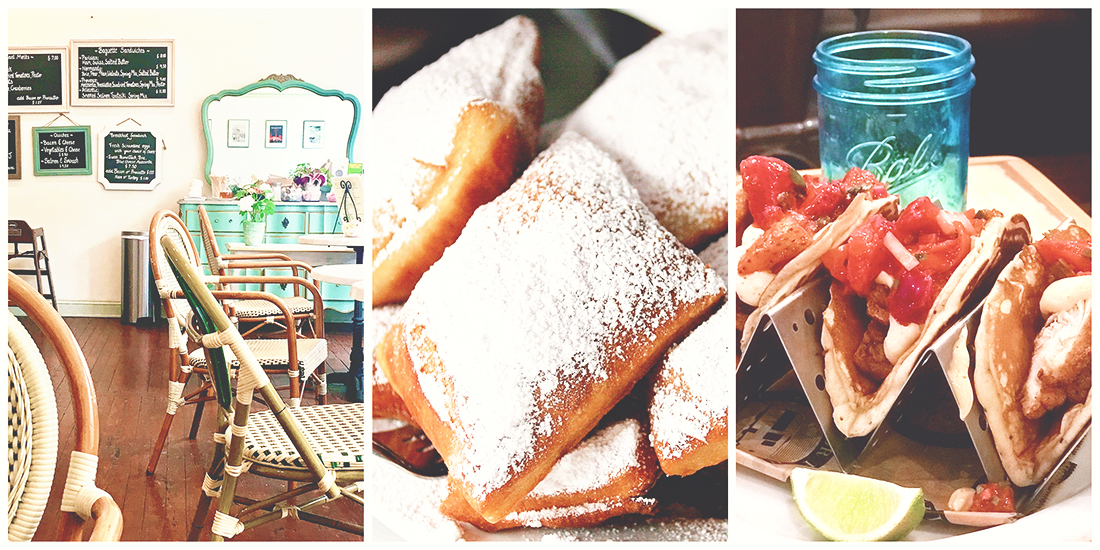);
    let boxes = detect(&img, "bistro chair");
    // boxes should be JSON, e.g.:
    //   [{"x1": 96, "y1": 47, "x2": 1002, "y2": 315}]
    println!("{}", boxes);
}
[
  {"x1": 161, "y1": 236, "x2": 363, "y2": 540},
  {"x1": 144, "y1": 210, "x2": 329, "y2": 475},
  {"x1": 197, "y1": 205, "x2": 319, "y2": 338},
  {"x1": 8, "y1": 220, "x2": 58, "y2": 310},
  {"x1": 8, "y1": 271, "x2": 123, "y2": 541}
]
